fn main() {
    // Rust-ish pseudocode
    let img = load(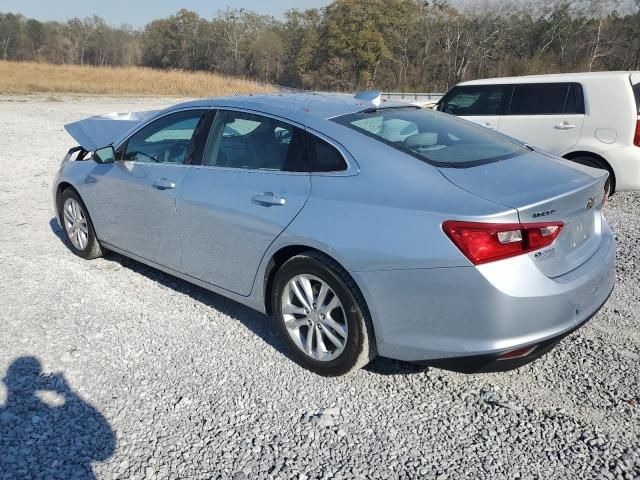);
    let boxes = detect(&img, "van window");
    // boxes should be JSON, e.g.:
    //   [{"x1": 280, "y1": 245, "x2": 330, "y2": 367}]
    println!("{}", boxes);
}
[
  {"x1": 563, "y1": 84, "x2": 585, "y2": 114},
  {"x1": 508, "y1": 83, "x2": 584, "y2": 115},
  {"x1": 439, "y1": 85, "x2": 508, "y2": 116},
  {"x1": 633, "y1": 82, "x2": 640, "y2": 115}
]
